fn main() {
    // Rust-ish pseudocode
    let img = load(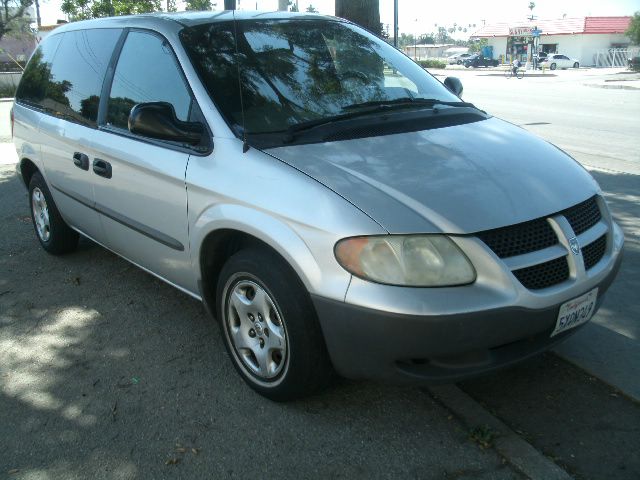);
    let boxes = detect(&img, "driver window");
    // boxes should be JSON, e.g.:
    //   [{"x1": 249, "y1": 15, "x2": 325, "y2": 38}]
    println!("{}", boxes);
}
[{"x1": 107, "y1": 31, "x2": 192, "y2": 130}]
